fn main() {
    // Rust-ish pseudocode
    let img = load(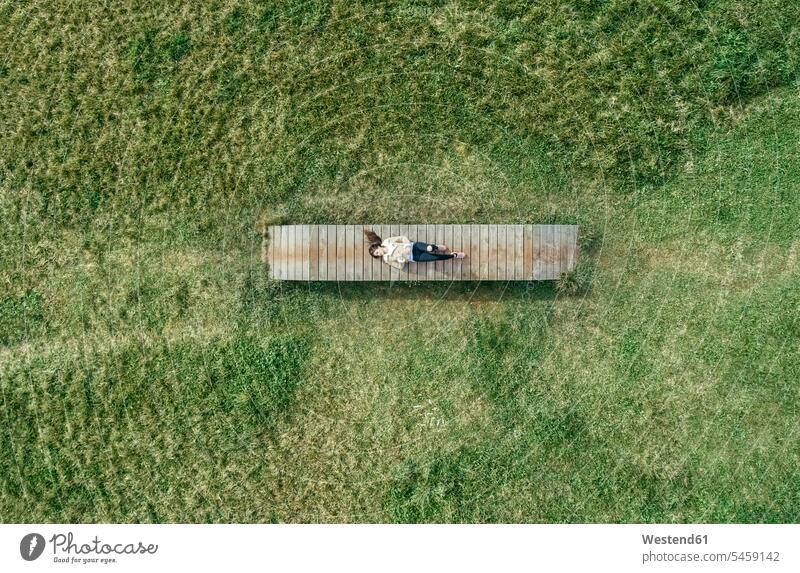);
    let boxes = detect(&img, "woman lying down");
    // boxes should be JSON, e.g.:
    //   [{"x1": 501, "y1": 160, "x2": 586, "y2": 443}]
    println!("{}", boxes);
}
[{"x1": 363, "y1": 230, "x2": 466, "y2": 271}]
